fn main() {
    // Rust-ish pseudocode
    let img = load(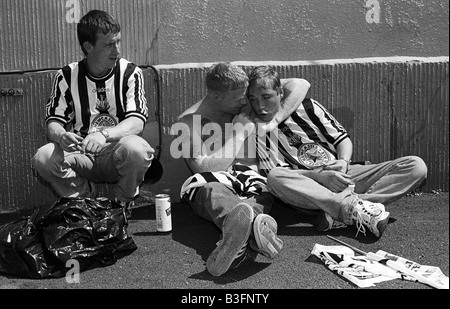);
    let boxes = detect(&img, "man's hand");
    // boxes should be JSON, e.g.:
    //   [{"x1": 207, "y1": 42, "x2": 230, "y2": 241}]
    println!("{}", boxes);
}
[
  {"x1": 58, "y1": 132, "x2": 84, "y2": 152},
  {"x1": 233, "y1": 112, "x2": 254, "y2": 126},
  {"x1": 322, "y1": 159, "x2": 348, "y2": 174},
  {"x1": 233, "y1": 112, "x2": 256, "y2": 134},
  {"x1": 81, "y1": 131, "x2": 107, "y2": 154},
  {"x1": 316, "y1": 169, "x2": 353, "y2": 193}
]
